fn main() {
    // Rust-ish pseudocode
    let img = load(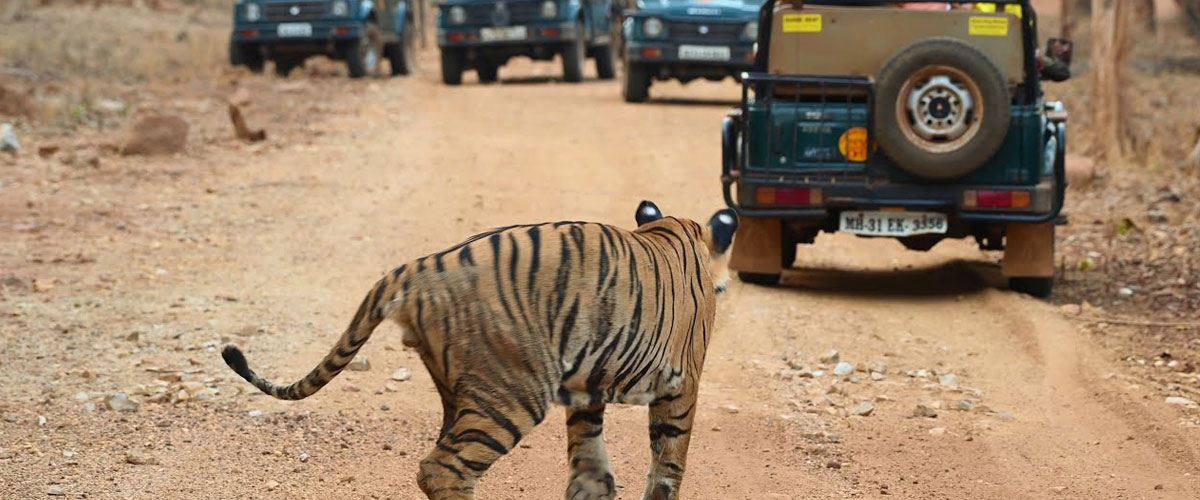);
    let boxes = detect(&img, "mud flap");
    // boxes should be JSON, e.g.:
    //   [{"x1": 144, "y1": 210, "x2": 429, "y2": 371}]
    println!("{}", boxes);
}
[
  {"x1": 729, "y1": 217, "x2": 782, "y2": 275},
  {"x1": 1002, "y1": 222, "x2": 1055, "y2": 278}
]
